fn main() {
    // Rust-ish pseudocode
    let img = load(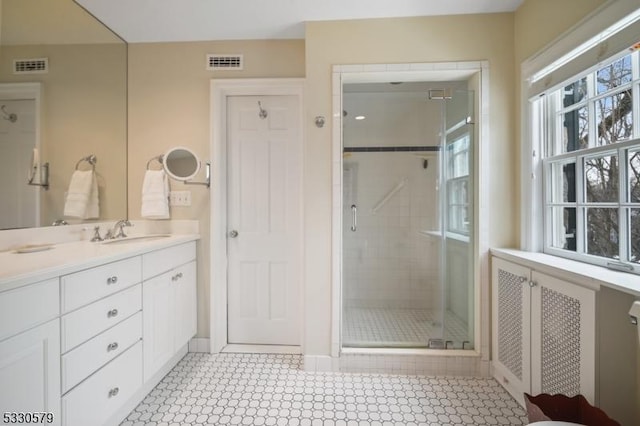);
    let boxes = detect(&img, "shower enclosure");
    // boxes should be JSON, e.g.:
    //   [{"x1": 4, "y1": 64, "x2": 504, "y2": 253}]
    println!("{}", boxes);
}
[{"x1": 341, "y1": 82, "x2": 475, "y2": 350}]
